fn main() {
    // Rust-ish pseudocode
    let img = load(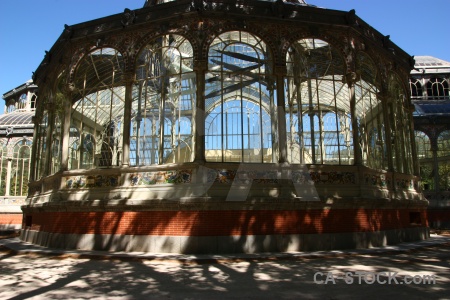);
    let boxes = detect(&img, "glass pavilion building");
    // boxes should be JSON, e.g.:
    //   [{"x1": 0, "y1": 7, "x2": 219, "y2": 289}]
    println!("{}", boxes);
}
[
  {"x1": 0, "y1": 81, "x2": 36, "y2": 232},
  {"x1": 411, "y1": 56, "x2": 450, "y2": 228},
  {"x1": 20, "y1": 0, "x2": 428, "y2": 253}
]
